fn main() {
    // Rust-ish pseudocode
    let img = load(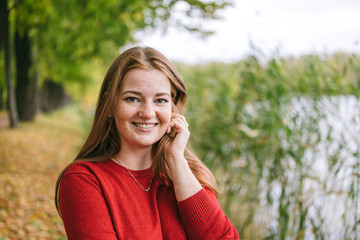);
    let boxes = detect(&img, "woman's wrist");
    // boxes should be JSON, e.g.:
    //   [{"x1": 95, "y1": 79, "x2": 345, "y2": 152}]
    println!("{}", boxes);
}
[
  {"x1": 166, "y1": 155, "x2": 202, "y2": 201},
  {"x1": 166, "y1": 154, "x2": 188, "y2": 170}
]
